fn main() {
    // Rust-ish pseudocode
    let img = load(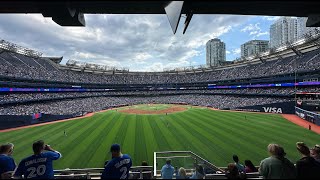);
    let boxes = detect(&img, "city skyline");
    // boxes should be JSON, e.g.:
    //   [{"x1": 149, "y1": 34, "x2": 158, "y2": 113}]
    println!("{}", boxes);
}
[
  {"x1": 206, "y1": 17, "x2": 320, "y2": 66},
  {"x1": 206, "y1": 38, "x2": 226, "y2": 67}
]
